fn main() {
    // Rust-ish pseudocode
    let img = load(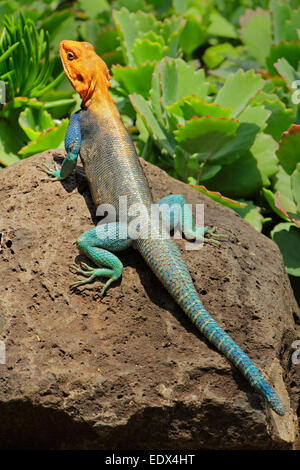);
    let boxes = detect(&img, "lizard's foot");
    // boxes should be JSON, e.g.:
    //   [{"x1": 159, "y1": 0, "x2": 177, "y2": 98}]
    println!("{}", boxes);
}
[
  {"x1": 203, "y1": 226, "x2": 229, "y2": 245},
  {"x1": 38, "y1": 162, "x2": 62, "y2": 181},
  {"x1": 183, "y1": 226, "x2": 228, "y2": 245},
  {"x1": 70, "y1": 262, "x2": 121, "y2": 296}
]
